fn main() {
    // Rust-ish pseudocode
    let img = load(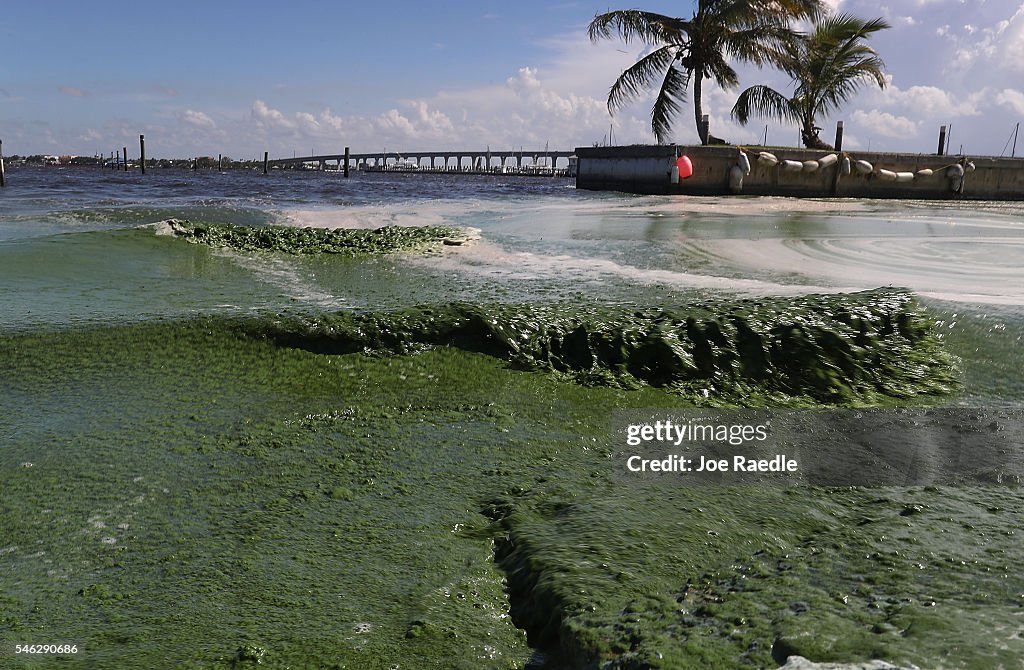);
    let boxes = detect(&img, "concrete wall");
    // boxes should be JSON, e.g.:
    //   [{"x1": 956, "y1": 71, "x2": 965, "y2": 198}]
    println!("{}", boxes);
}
[{"x1": 575, "y1": 145, "x2": 1024, "y2": 200}]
